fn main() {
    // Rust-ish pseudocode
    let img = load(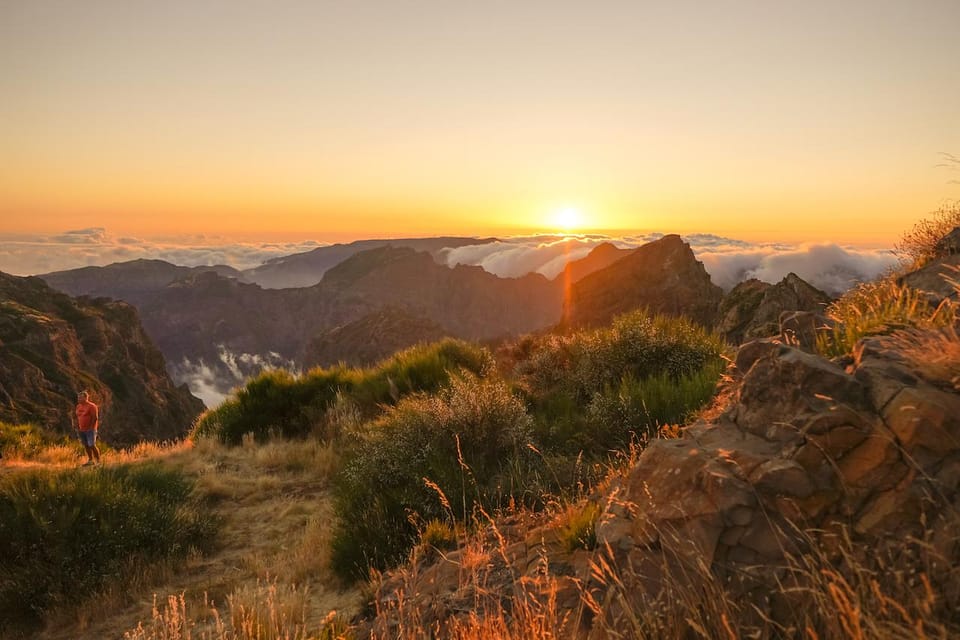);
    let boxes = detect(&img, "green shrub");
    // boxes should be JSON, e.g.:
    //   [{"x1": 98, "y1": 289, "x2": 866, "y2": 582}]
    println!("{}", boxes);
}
[
  {"x1": 330, "y1": 374, "x2": 534, "y2": 580},
  {"x1": 0, "y1": 463, "x2": 216, "y2": 633},
  {"x1": 0, "y1": 422, "x2": 55, "y2": 459},
  {"x1": 586, "y1": 359, "x2": 727, "y2": 451},
  {"x1": 817, "y1": 278, "x2": 955, "y2": 358},
  {"x1": 513, "y1": 310, "x2": 726, "y2": 454},
  {"x1": 193, "y1": 339, "x2": 491, "y2": 445}
]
